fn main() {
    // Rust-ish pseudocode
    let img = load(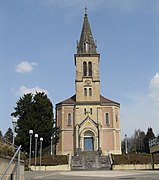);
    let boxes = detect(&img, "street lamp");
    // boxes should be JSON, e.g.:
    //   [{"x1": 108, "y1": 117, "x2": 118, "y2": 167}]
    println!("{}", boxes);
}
[
  {"x1": 34, "y1": 134, "x2": 38, "y2": 171},
  {"x1": 12, "y1": 117, "x2": 17, "y2": 145},
  {"x1": 51, "y1": 136, "x2": 53, "y2": 155},
  {"x1": 29, "y1": 130, "x2": 33, "y2": 171},
  {"x1": 125, "y1": 134, "x2": 128, "y2": 154},
  {"x1": 40, "y1": 137, "x2": 43, "y2": 170}
]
